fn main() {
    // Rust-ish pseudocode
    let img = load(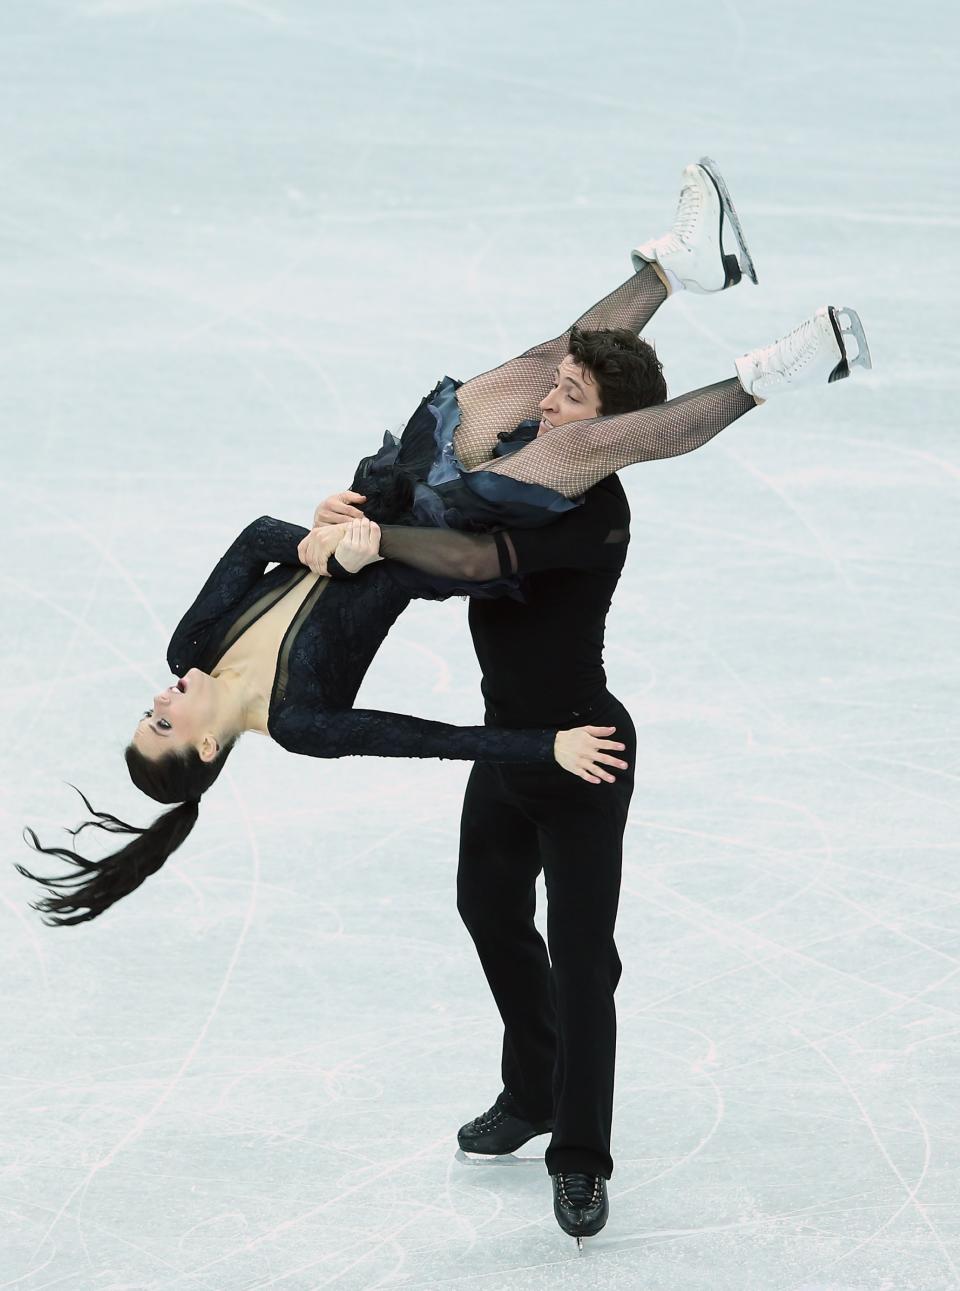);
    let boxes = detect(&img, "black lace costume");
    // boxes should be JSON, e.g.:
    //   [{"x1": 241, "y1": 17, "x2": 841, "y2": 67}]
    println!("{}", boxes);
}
[
  {"x1": 167, "y1": 516, "x2": 554, "y2": 764},
  {"x1": 173, "y1": 267, "x2": 756, "y2": 763}
]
